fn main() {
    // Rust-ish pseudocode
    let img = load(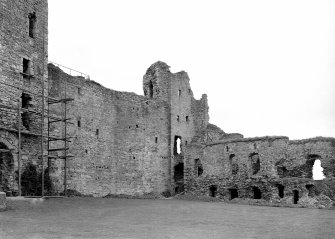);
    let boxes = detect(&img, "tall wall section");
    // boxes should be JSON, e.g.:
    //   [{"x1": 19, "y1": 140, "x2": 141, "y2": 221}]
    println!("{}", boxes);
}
[
  {"x1": 0, "y1": 0, "x2": 48, "y2": 195},
  {"x1": 48, "y1": 64, "x2": 172, "y2": 196}
]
